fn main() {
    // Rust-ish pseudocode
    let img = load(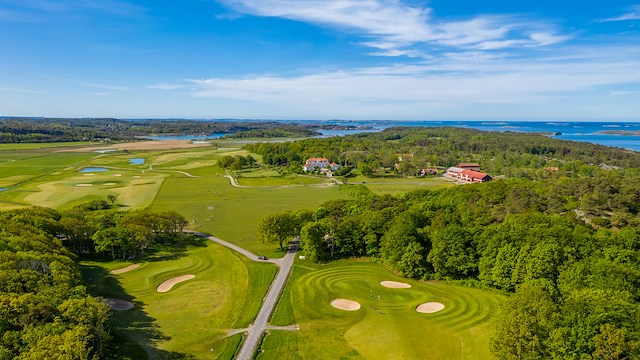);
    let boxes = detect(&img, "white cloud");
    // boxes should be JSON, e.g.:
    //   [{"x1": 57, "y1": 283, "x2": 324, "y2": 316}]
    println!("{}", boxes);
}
[
  {"x1": 219, "y1": 0, "x2": 569, "y2": 56},
  {"x1": 599, "y1": 5, "x2": 640, "y2": 22},
  {"x1": 150, "y1": 44, "x2": 640, "y2": 118}
]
